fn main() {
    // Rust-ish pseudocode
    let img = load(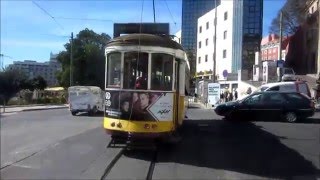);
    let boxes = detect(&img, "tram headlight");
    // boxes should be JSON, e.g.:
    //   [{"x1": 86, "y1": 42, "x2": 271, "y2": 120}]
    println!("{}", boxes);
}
[
  {"x1": 151, "y1": 124, "x2": 157, "y2": 129},
  {"x1": 144, "y1": 124, "x2": 150, "y2": 129},
  {"x1": 117, "y1": 122, "x2": 122, "y2": 128},
  {"x1": 111, "y1": 122, "x2": 115, "y2": 127}
]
